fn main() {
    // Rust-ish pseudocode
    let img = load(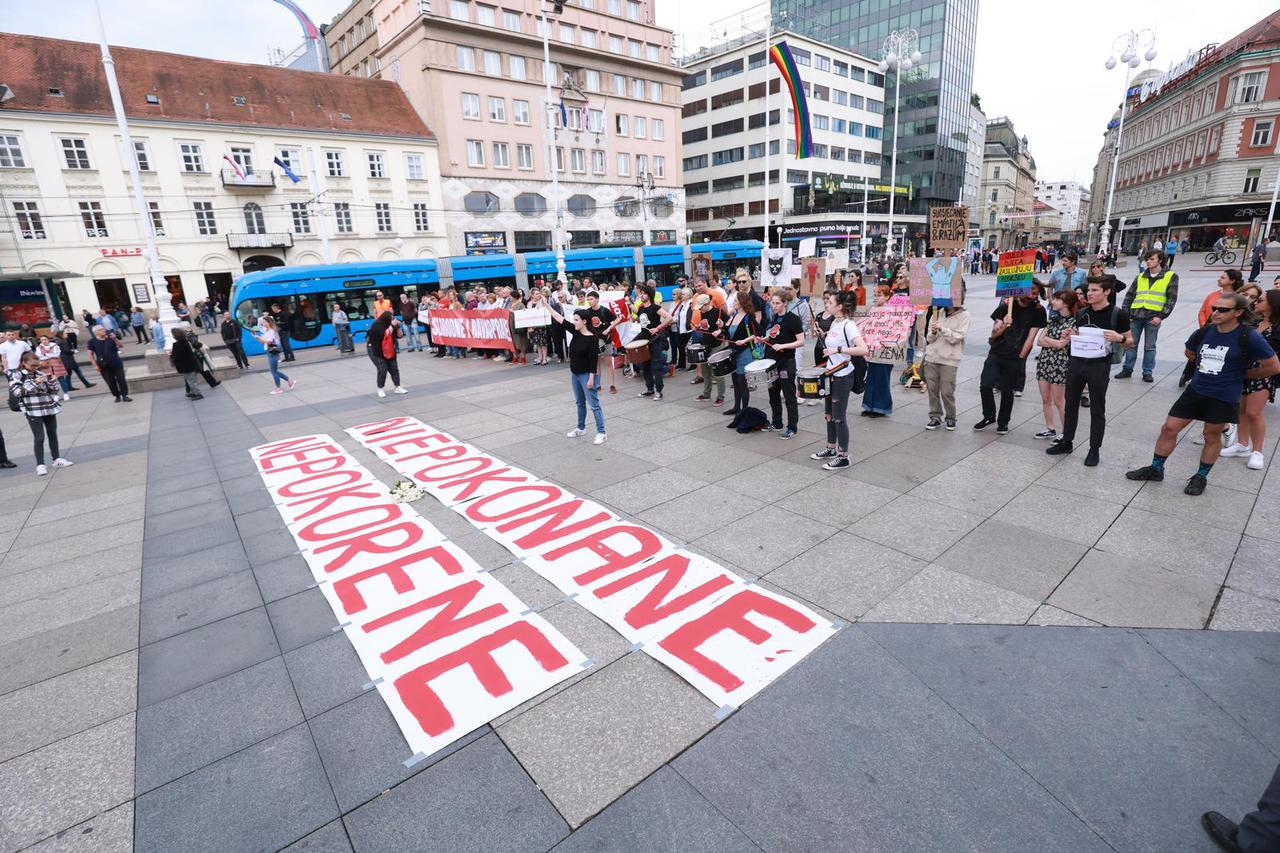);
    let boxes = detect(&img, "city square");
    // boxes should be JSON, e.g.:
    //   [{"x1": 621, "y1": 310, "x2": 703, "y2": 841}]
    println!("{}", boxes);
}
[{"x1": 3, "y1": 0, "x2": 1280, "y2": 850}]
